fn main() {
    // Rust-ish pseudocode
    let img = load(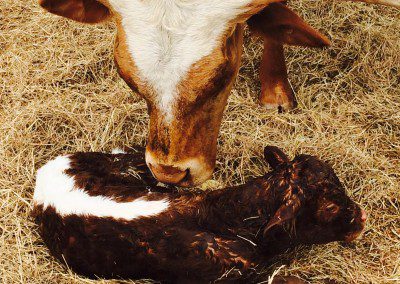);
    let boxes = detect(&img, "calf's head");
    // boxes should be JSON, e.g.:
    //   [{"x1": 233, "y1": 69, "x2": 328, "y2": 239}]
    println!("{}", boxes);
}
[{"x1": 261, "y1": 147, "x2": 366, "y2": 252}]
